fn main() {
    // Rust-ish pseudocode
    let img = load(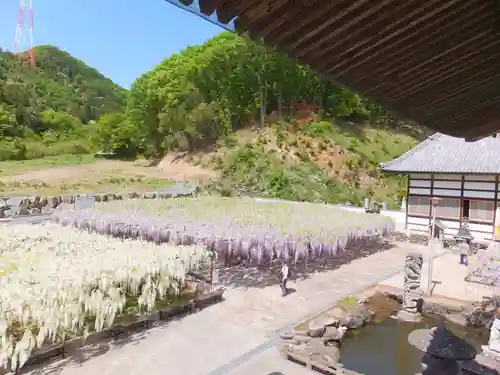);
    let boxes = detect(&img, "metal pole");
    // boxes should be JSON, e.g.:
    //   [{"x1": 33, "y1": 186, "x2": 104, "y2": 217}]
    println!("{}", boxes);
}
[{"x1": 427, "y1": 202, "x2": 437, "y2": 295}]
